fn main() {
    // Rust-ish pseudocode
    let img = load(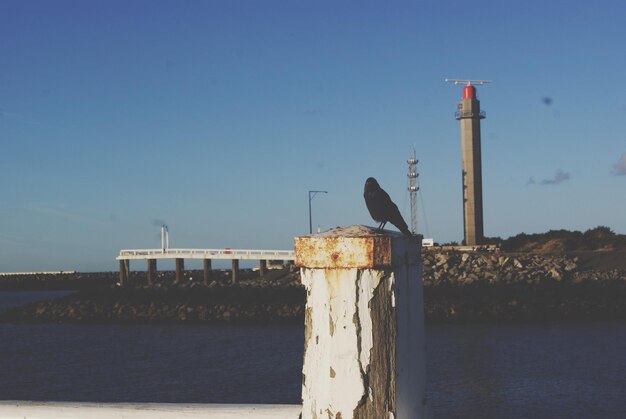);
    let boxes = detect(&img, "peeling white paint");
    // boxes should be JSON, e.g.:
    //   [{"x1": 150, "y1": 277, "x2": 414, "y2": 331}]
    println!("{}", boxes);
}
[
  {"x1": 357, "y1": 269, "x2": 386, "y2": 374},
  {"x1": 301, "y1": 268, "x2": 385, "y2": 419}
]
